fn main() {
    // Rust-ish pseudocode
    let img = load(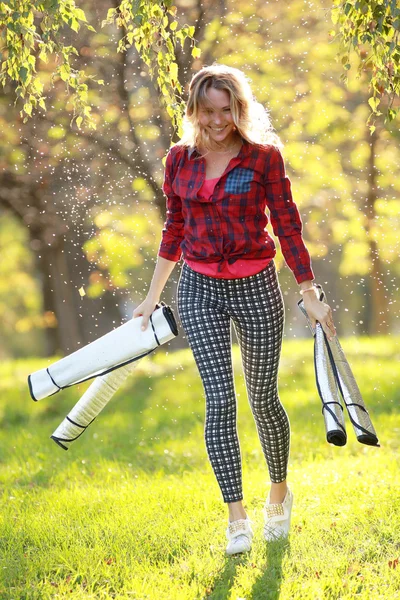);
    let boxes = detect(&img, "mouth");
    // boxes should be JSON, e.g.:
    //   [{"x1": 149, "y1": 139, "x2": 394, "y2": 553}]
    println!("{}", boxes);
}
[{"x1": 210, "y1": 126, "x2": 227, "y2": 133}]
